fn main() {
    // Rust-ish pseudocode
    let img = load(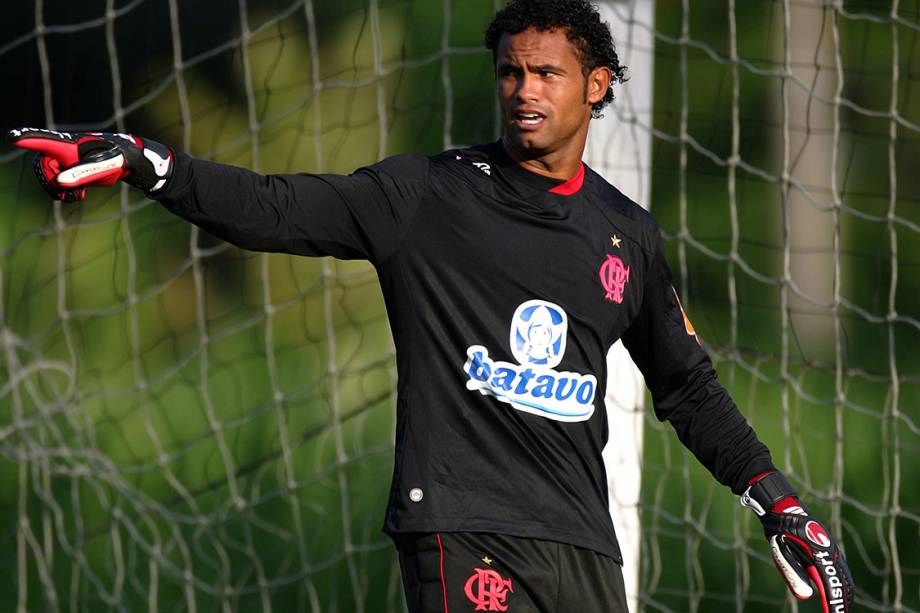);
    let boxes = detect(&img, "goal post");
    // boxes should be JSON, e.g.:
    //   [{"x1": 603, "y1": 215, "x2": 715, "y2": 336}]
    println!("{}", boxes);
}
[{"x1": 586, "y1": 1, "x2": 656, "y2": 610}]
